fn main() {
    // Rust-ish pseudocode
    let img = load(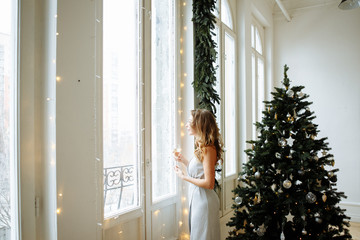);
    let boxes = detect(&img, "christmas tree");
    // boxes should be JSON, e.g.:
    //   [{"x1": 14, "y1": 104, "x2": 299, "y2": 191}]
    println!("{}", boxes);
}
[{"x1": 227, "y1": 65, "x2": 352, "y2": 239}]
